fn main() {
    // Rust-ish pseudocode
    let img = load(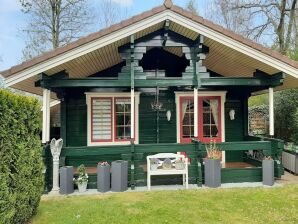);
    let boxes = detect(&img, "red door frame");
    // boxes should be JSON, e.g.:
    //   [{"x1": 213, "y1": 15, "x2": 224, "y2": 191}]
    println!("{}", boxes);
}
[
  {"x1": 198, "y1": 96, "x2": 222, "y2": 143},
  {"x1": 179, "y1": 97, "x2": 194, "y2": 143},
  {"x1": 179, "y1": 96, "x2": 222, "y2": 143}
]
